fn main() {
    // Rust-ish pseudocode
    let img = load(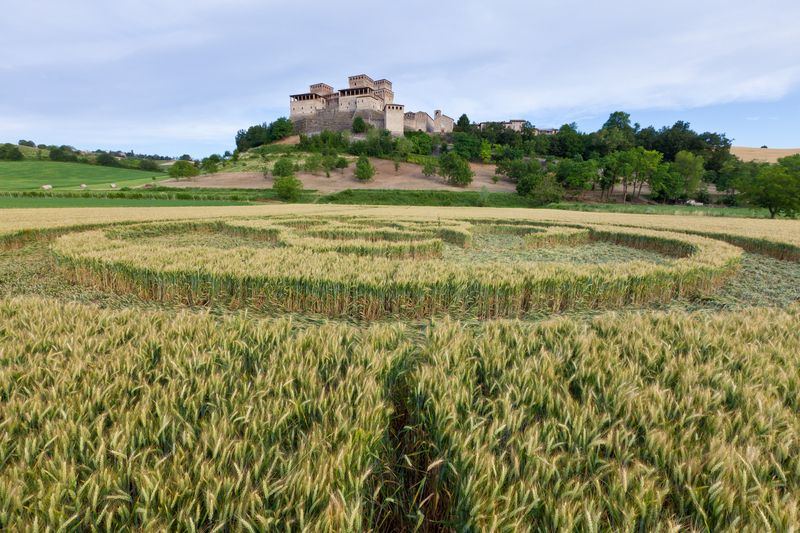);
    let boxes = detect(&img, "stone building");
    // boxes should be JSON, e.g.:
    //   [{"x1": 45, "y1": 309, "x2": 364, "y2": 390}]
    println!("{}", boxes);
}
[
  {"x1": 290, "y1": 74, "x2": 453, "y2": 136},
  {"x1": 477, "y1": 120, "x2": 558, "y2": 136}
]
